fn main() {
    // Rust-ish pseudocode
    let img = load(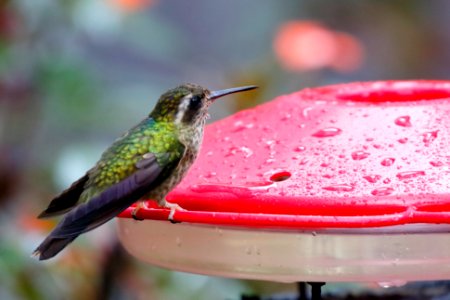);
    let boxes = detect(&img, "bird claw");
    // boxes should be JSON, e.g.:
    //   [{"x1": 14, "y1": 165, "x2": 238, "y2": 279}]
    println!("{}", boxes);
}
[
  {"x1": 132, "y1": 200, "x2": 185, "y2": 222},
  {"x1": 163, "y1": 201, "x2": 185, "y2": 223},
  {"x1": 131, "y1": 201, "x2": 148, "y2": 221},
  {"x1": 131, "y1": 212, "x2": 144, "y2": 221},
  {"x1": 170, "y1": 218, "x2": 181, "y2": 224}
]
